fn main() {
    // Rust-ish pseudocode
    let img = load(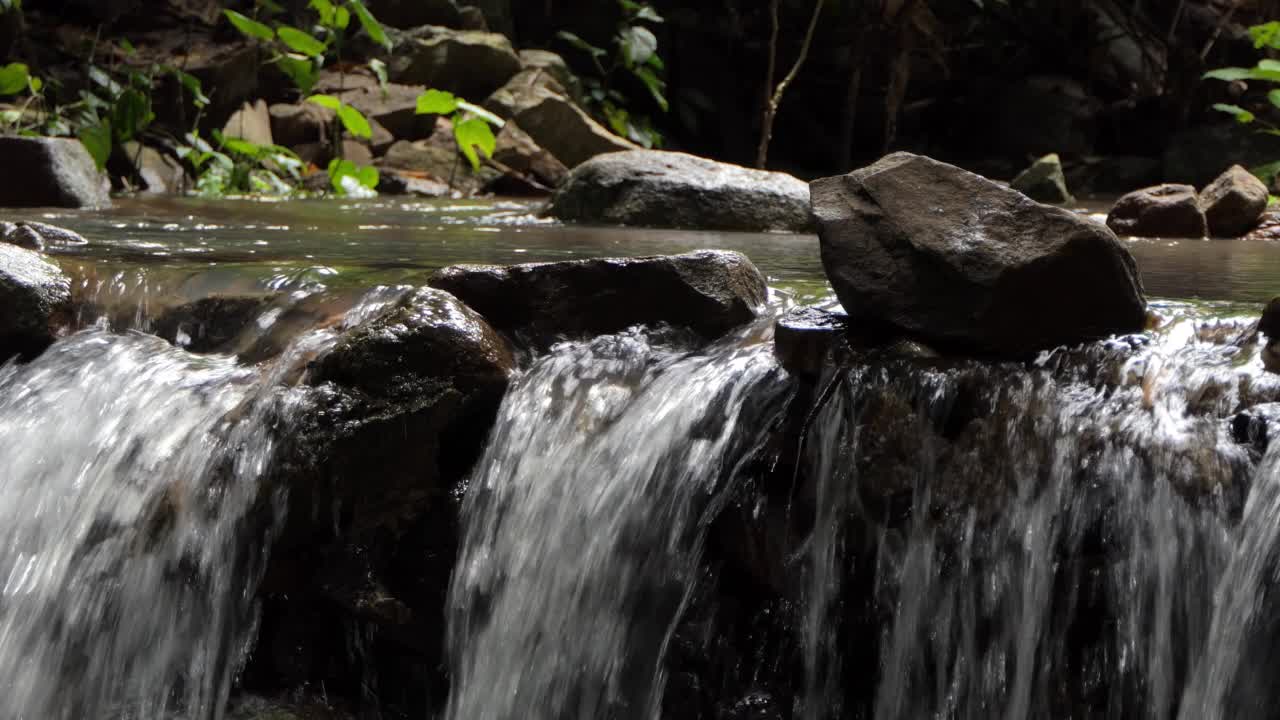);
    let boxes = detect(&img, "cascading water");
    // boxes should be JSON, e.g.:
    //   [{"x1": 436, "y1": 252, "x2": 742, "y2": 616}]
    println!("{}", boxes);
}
[
  {"x1": 0, "y1": 283, "x2": 401, "y2": 720},
  {"x1": 445, "y1": 323, "x2": 792, "y2": 720}
]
